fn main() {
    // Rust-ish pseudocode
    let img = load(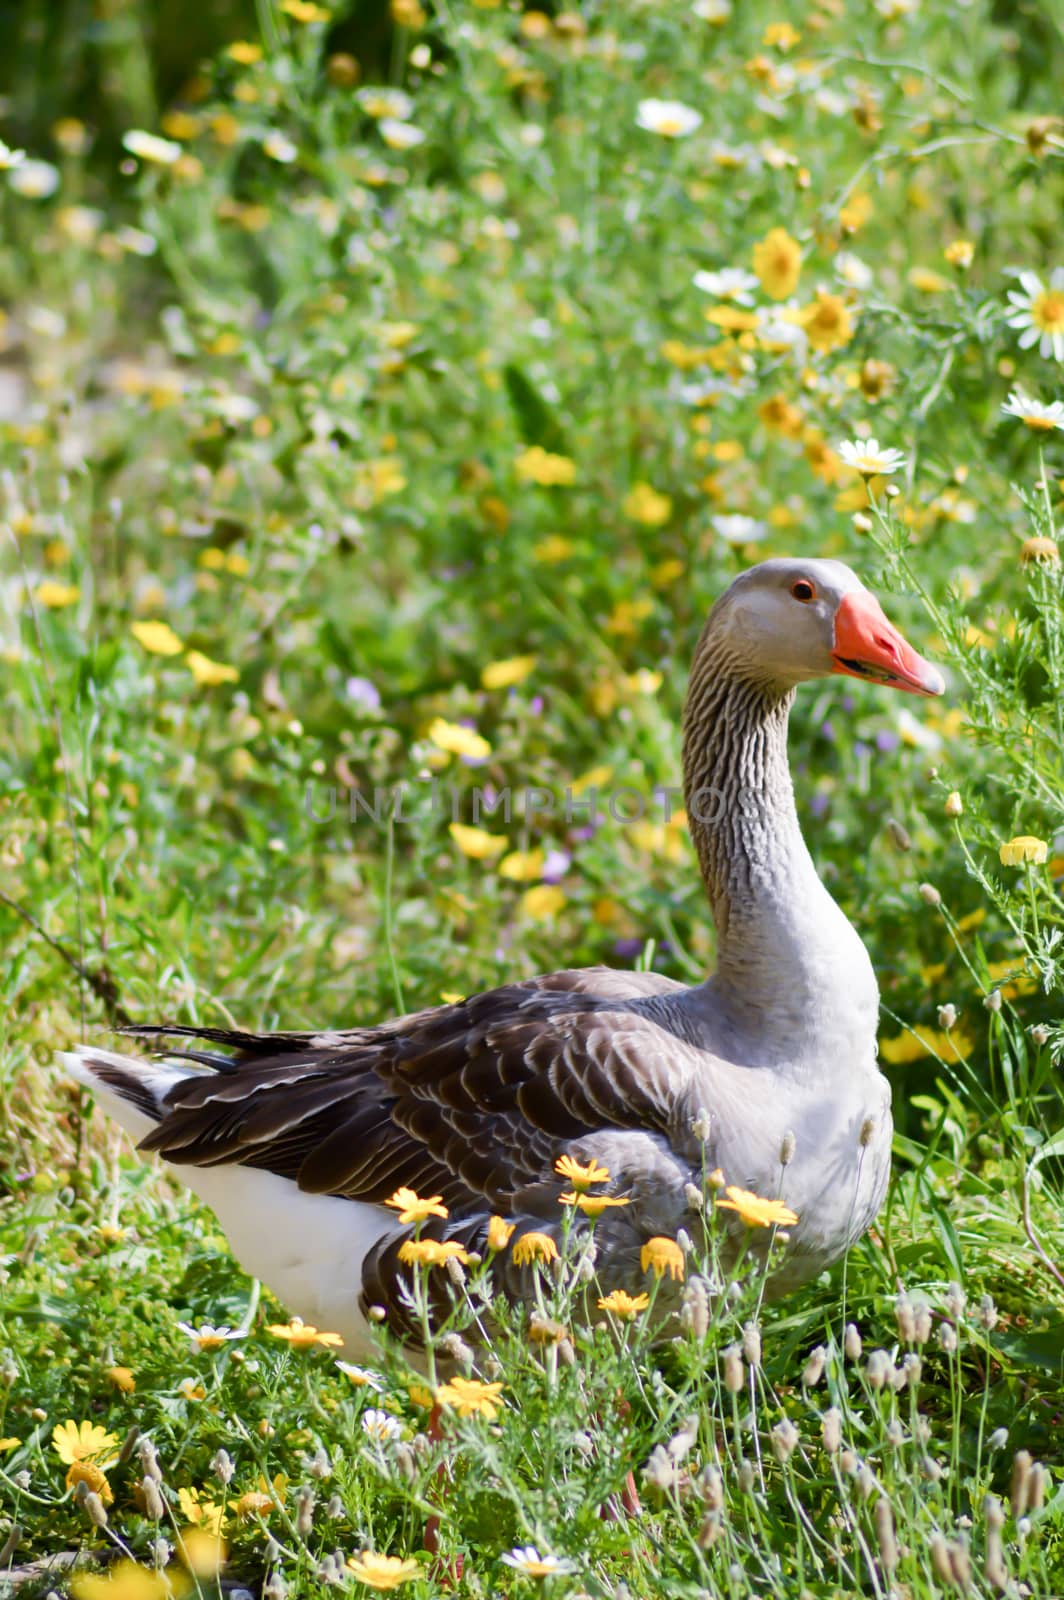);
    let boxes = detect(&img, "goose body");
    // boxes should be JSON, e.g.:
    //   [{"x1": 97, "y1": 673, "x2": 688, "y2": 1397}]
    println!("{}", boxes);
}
[{"x1": 64, "y1": 558, "x2": 943, "y2": 1358}]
